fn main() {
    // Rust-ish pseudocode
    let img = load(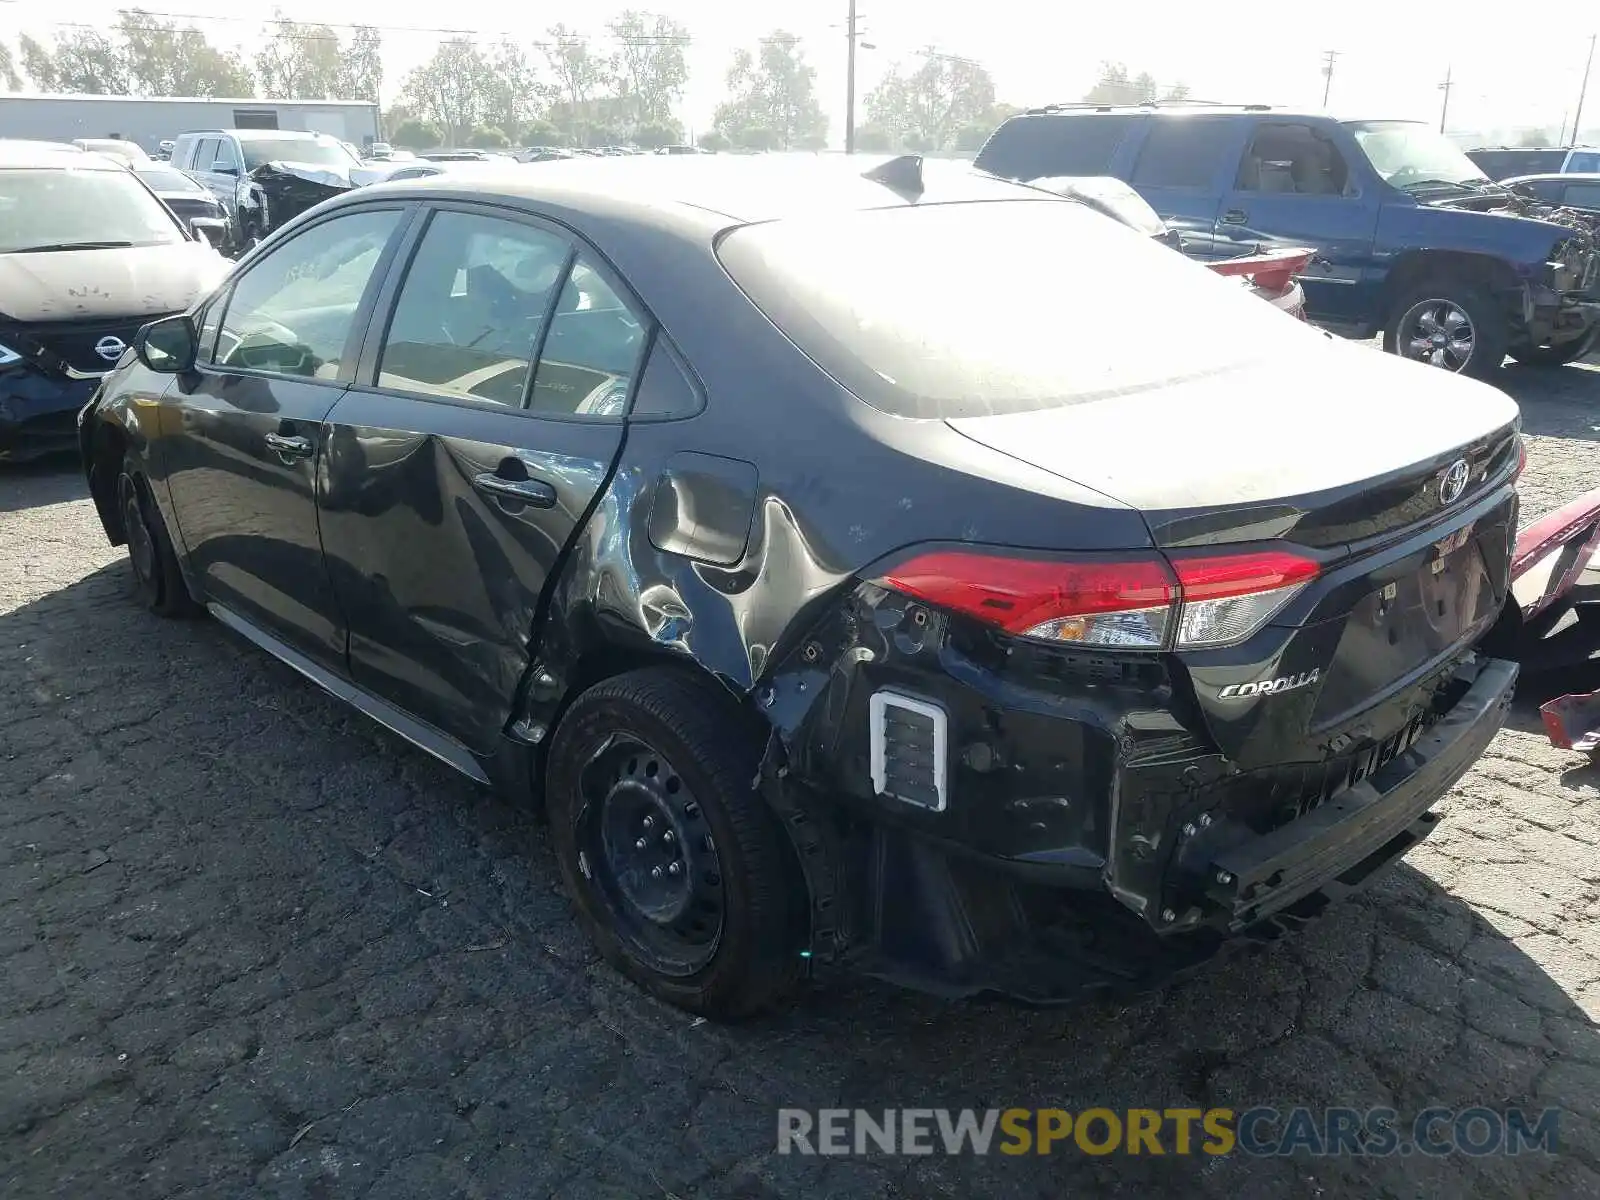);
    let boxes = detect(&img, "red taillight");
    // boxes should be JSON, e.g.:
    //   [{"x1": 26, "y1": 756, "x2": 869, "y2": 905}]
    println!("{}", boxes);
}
[
  {"x1": 878, "y1": 551, "x2": 1175, "y2": 636},
  {"x1": 1169, "y1": 551, "x2": 1321, "y2": 602},
  {"x1": 873, "y1": 546, "x2": 1320, "y2": 651}
]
